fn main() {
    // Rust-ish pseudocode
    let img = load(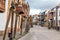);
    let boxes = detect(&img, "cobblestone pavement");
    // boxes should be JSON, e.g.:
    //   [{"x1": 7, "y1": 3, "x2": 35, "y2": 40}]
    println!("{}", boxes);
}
[{"x1": 18, "y1": 25, "x2": 60, "y2": 40}]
